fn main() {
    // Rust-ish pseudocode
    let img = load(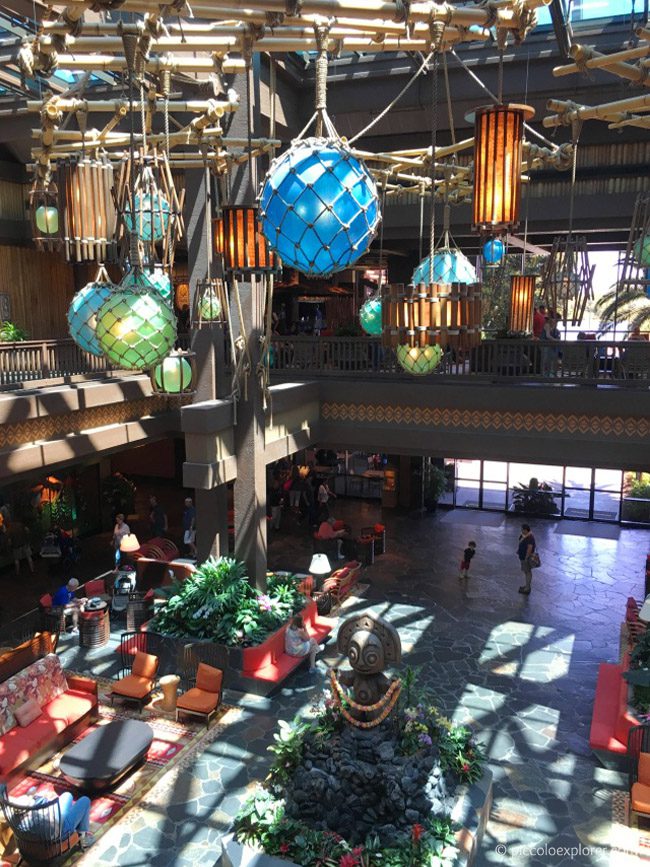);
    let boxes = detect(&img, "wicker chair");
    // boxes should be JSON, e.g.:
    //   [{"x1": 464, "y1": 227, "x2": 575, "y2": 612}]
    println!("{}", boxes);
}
[
  {"x1": 0, "y1": 784, "x2": 80, "y2": 864},
  {"x1": 628, "y1": 723, "x2": 650, "y2": 825}
]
